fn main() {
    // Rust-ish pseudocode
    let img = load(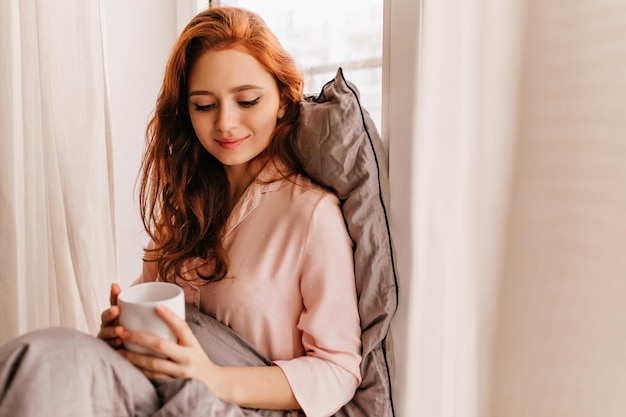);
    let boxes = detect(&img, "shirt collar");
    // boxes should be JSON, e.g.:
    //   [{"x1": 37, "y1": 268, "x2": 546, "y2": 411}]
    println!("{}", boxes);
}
[{"x1": 223, "y1": 161, "x2": 286, "y2": 237}]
